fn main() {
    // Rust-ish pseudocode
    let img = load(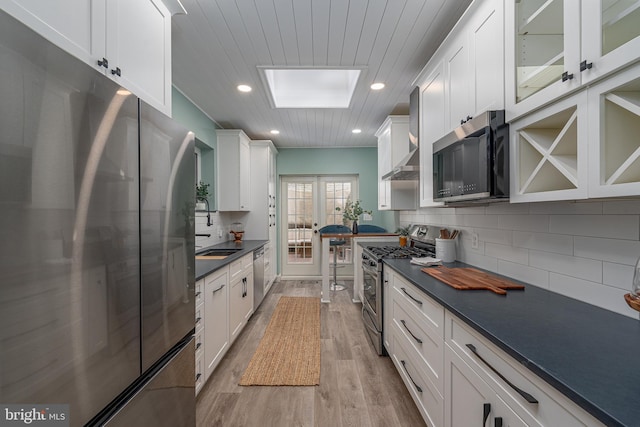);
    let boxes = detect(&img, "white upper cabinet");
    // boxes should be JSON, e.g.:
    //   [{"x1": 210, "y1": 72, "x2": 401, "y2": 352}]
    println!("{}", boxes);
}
[
  {"x1": 505, "y1": 0, "x2": 581, "y2": 121},
  {"x1": 582, "y1": 0, "x2": 640, "y2": 83},
  {"x1": 0, "y1": 0, "x2": 100, "y2": 65},
  {"x1": 217, "y1": 130, "x2": 252, "y2": 211},
  {"x1": 506, "y1": 0, "x2": 640, "y2": 121},
  {"x1": 445, "y1": 0, "x2": 505, "y2": 130},
  {"x1": 375, "y1": 116, "x2": 417, "y2": 211},
  {"x1": 0, "y1": 0, "x2": 172, "y2": 116},
  {"x1": 418, "y1": 60, "x2": 445, "y2": 207},
  {"x1": 104, "y1": 0, "x2": 171, "y2": 115},
  {"x1": 510, "y1": 90, "x2": 588, "y2": 203},
  {"x1": 588, "y1": 61, "x2": 640, "y2": 198}
]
